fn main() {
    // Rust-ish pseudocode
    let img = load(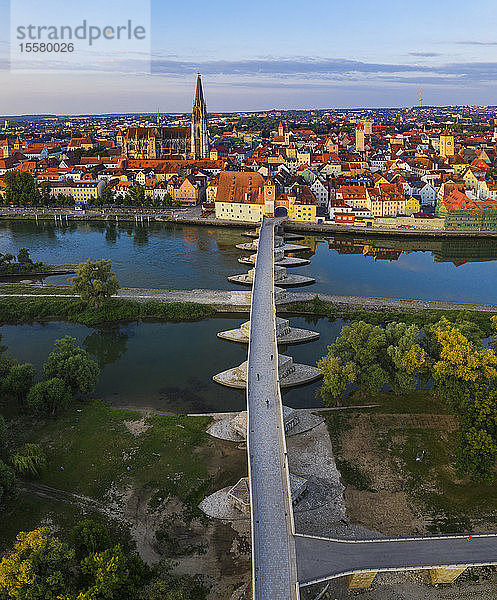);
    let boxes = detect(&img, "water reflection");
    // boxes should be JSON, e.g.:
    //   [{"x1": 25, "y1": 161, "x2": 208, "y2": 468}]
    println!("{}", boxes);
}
[
  {"x1": 296, "y1": 234, "x2": 497, "y2": 267},
  {"x1": 0, "y1": 317, "x2": 346, "y2": 413},
  {"x1": 82, "y1": 326, "x2": 129, "y2": 369}
]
